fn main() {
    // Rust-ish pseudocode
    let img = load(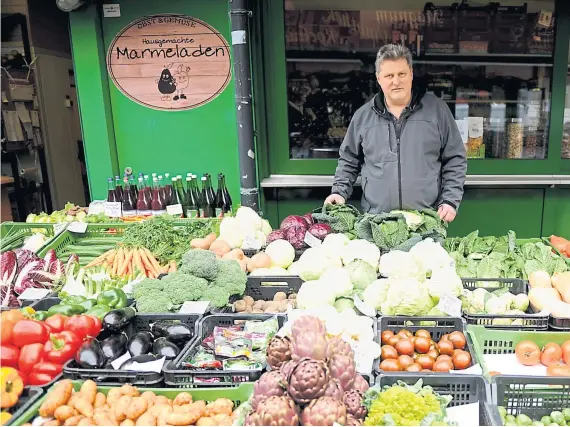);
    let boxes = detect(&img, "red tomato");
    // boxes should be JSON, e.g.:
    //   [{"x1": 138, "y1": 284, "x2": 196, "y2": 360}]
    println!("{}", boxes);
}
[
  {"x1": 12, "y1": 320, "x2": 49, "y2": 348},
  {"x1": 448, "y1": 331, "x2": 466, "y2": 350},
  {"x1": 0, "y1": 344, "x2": 20, "y2": 368},
  {"x1": 452, "y1": 350, "x2": 472, "y2": 370},
  {"x1": 406, "y1": 363, "x2": 422, "y2": 372},
  {"x1": 546, "y1": 363, "x2": 570, "y2": 377},
  {"x1": 398, "y1": 355, "x2": 414, "y2": 370},
  {"x1": 381, "y1": 331, "x2": 394, "y2": 345},
  {"x1": 541, "y1": 343, "x2": 562, "y2": 367},
  {"x1": 427, "y1": 349, "x2": 440, "y2": 360},
  {"x1": 414, "y1": 337, "x2": 431, "y2": 354},
  {"x1": 515, "y1": 341, "x2": 540, "y2": 366},
  {"x1": 381, "y1": 345, "x2": 398, "y2": 360},
  {"x1": 397, "y1": 329, "x2": 413, "y2": 339},
  {"x1": 438, "y1": 340, "x2": 454, "y2": 356},
  {"x1": 395, "y1": 339, "x2": 414, "y2": 356},
  {"x1": 379, "y1": 359, "x2": 401, "y2": 372},
  {"x1": 387, "y1": 335, "x2": 401, "y2": 347},
  {"x1": 562, "y1": 340, "x2": 570, "y2": 365},
  {"x1": 416, "y1": 355, "x2": 435, "y2": 370},
  {"x1": 415, "y1": 330, "x2": 431, "y2": 339},
  {"x1": 433, "y1": 360, "x2": 453, "y2": 372}
]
